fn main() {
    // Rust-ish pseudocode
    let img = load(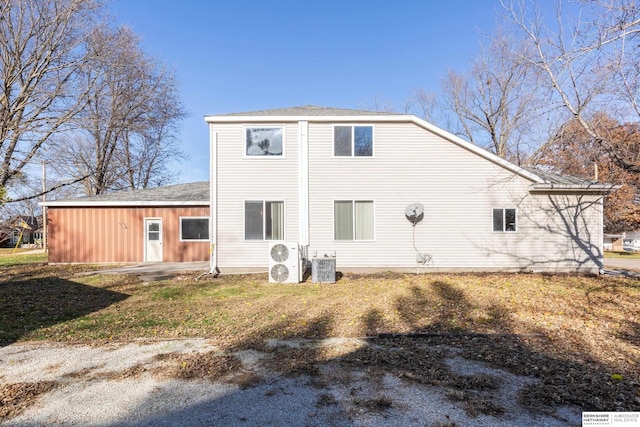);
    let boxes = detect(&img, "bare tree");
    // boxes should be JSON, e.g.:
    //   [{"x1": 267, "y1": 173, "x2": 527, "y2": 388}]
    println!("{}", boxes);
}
[
  {"x1": 537, "y1": 113, "x2": 640, "y2": 232},
  {"x1": 502, "y1": 0, "x2": 640, "y2": 173},
  {"x1": 409, "y1": 88, "x2": 438, "y2": 122},
  {"x1": 51, "y1": 26, "x2": 186, "y2": 195},
  {"x1": 0, "y1": 0, "x2": 101, "y2": 200},
  {"x1": 441, "y1": 30, "x2": 543, "y2": 164}
]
